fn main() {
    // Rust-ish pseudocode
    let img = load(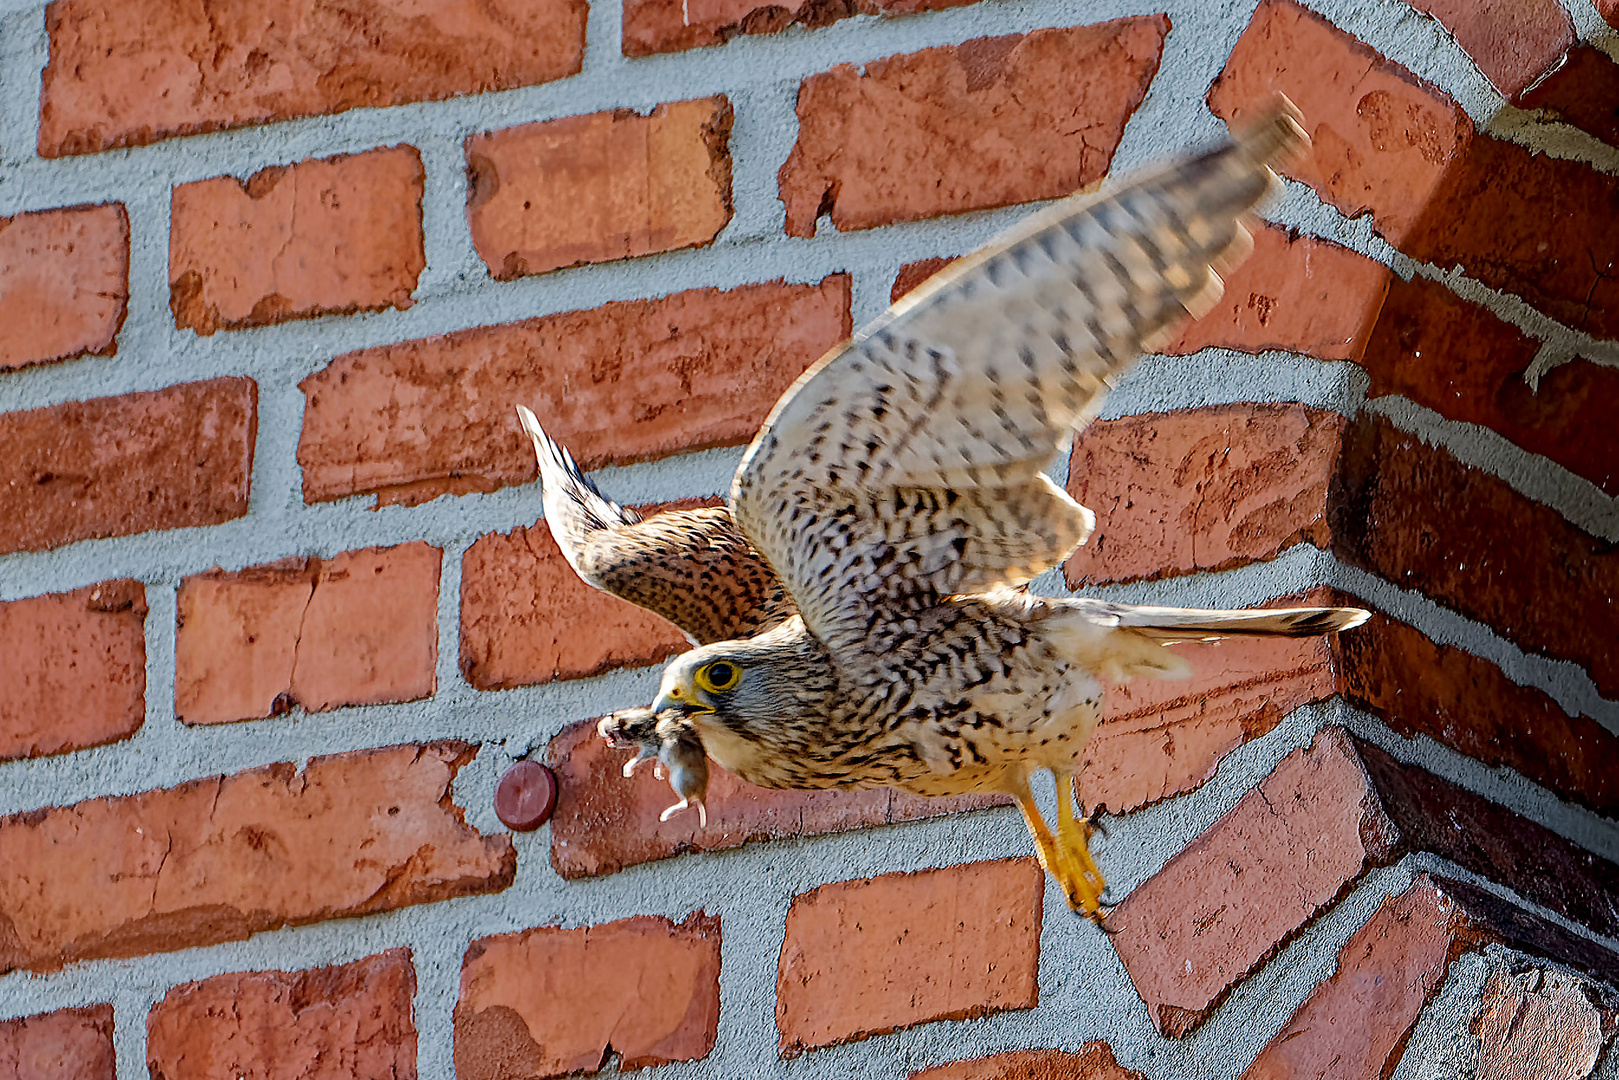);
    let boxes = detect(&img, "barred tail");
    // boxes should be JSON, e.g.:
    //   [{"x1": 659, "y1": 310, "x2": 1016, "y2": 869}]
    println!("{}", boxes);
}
[{"x1": 1114, "y1": 603, "x2": 1371, "y2": 641}]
